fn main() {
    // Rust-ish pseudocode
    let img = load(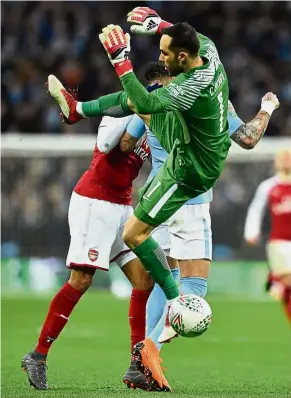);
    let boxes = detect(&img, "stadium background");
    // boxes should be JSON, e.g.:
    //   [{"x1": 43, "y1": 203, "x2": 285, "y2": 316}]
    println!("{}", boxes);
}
[
  {"x1": 2, "y1": 1, "x2": 291, "y2": 293},
  {"x1": 1, "y1": 3, "x2": 291, "y2": 397}
]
